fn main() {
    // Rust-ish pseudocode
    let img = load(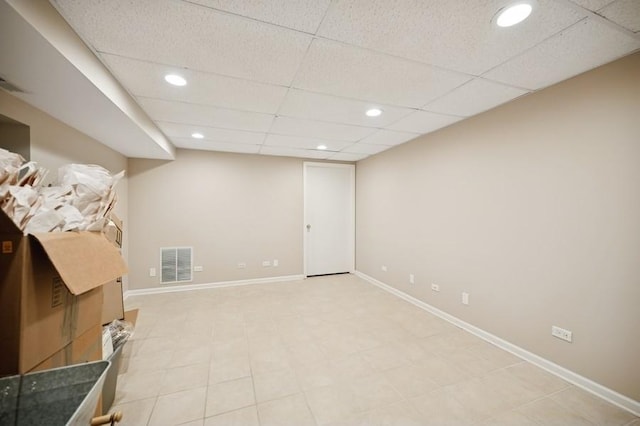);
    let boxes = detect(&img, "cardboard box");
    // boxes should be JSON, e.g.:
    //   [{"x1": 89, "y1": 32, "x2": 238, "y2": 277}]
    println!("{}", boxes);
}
[
  {"x1": 0, "y1": 209, "x2": 127, "y2": 376},
  {"x1": 103, "y1": 214, "x2": 122, "y2": 249},
  {"x1": 101, "y1": 278, "x2": 124, "y2": 325},
  {"x1": 28, "y1": 324, "x2": 103, "y2": 373},
  {"x1": 102, "y1": 214, "x2": 125, "y2": 324}
]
